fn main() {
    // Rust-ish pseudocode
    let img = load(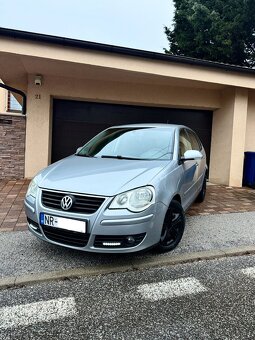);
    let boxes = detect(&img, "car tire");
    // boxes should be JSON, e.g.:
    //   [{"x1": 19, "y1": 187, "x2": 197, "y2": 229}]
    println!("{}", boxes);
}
[
  {"x1": 196, "y1": 177, "x2": 207, "y2": 203},
  {"x1": 156, "y1": 200, "x2": 185, "y2": 253}
]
